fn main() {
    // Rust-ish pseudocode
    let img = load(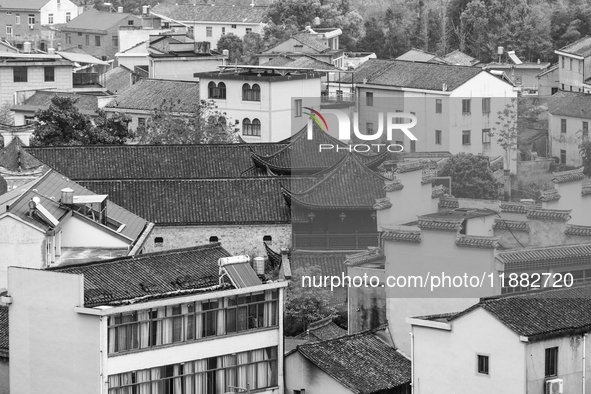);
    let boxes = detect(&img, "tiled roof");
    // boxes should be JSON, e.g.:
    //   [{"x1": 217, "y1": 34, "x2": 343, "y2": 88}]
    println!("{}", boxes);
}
[
  {"x1": 442, "y1": 49, "x2": 479, "y2": 66},
  {"x1": 552, "y1": 167, "x2": 585, "y2": 183},
  {"x1": 5, "y1": 170, "x2": 148, "y2": 241},
  {"x1": 396, "y1": 48, "x2": 439, "y2": 63},
  {"x1": 559, "y1": 36, "x2": 591, "y2": 58},
  {"x1": 383, "y1": 180, "x2": 404, "y2": 192},
  {"x1": 500, "y1": 202, "x2": 530, "y2": 213},
  {"x1": 345, "y1": 247, "x2": 385, "y2": 266},
  {"x1": 548, "y1": 91, "x2": 591, "y2": 119},
  {"x1": 455, "y1": 235, "x2": 499, "y2": 249},
  {"x1": 0, "y1": 306, "x2": 7, "y2": 356},
  {"x1": 104, "y1": 66, "x2": 133, "y2": 94},
  {"x1": 439, "y1": 197, "x2": 459, "y2": 208},
  {"x1": 296, "y1": 331, "x2": 411, "y2": 394},
  {"x1": 565, "y1": 224, "x2": 591, "y2": 237},
  {"x1": 151, "y1": 4, "x2": 268, "y2": 23},
  {"x1": 583, "y1": 184, "x2": 591, "y2": 196},
  {"x1": 456, "y1": 285, "x2": 591, "y2": 341},
  {"x1": 0, "y1": 0, "x2": 49, "y2": 10},
  {"x1": 287, "y1": 55, "x2": 338, "y2": 70},
  {"x1": 539, "y1": 189, "x2": 561, "y2": 202},
  {"x1": 26, "y1": 143, "x2": 285, "y2": 180},
  {"x1": 50, "y1": 243, "x2": 231, "y2": 307},
  {"x1": 431, "y1": 184, "x2": 445, "y2": 199},
  {"x1": 395, "y1": 160, "x2": 425, "y2": 173},
  {"x1": 78, "y1": 178, "x2": 290, "y2": 225},
  {"x1": 493, "y1": 219, "x2": 529, "y2": 232},
  {"x1": 250, "y1": 125, "x2": 387, "y2": 175},
  {"x1": 0, "y1": 136, "x2": 45, "y2": 172},
  {"x1": 497, "y1": 243, "x2": 591, "y2": 266},
  {"x1": 11, "y1": 91, "x2": 99, "y2": 115},
  {"x1": 289, "y1": 251, "x2": 349, "y2": 278},
  {"x1": 373, "y1": 198, "x2": 392, "y2": 210},
  {"x1": 284, "y1": 154, "x2": 389, "y2": 210},
  {"x1": 291, "y1": 33, "x2": 330, "y2": 53},
  {"x1": 343, "y1": 59, "x2": 484, "y2": 91},
  {"x1": 63, "y1": 11, "x2": 134, "y2": 32},
  {"x1": 382, "y1": 229, "x2": 421, "y2": 243},
  {"x1": 261, "y1": 55, "x2": 295, "y2": 66},
  {"x1": 526, "y1": 208, "x2": 571, "y2": 222},
  {"x1": 296, "y1": 316, "x2": 348, "y2": 341},
  {"x1": 105, "y1": 79, "x2": 200, "y2": 113},
  {"x1": 416, "y1": 216, "x2": 463, "y2": 231},
  {"x1": 421, "y1": 174, "x2": 434, "y2": 184}
]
